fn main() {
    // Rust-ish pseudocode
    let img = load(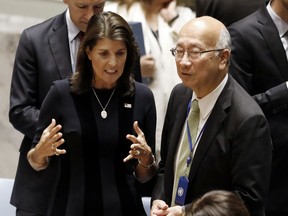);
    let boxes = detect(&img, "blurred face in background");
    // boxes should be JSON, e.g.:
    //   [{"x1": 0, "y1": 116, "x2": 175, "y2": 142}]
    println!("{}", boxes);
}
[
  {"x1": 161, "y1": 0, "x2": 174, "y2": 9},
  {"x1": 64, "y1": 0, "x2": 106, "y2": 32},
  {"x1": 146, "y1": 0, "x2": 173, "y2": 11}
]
